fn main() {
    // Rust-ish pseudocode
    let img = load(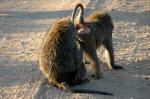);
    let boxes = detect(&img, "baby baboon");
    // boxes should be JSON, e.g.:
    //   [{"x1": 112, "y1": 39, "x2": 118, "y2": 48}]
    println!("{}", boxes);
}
[
  {"x1": 72, "y1": 4, "x2": 123, "y2": 79},
  {"x1": 39, "y1": 17, "x2": 113, "y2": 95}
]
